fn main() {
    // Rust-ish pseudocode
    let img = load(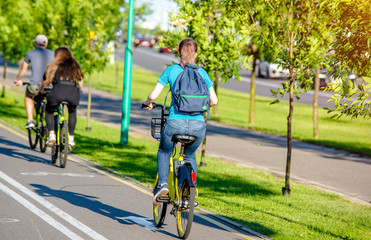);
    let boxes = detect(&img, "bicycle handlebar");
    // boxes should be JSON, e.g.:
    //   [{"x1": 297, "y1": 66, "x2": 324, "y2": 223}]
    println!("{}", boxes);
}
[{"x1": 141, "y1": 103, "x2": 163, "y2": 109}]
